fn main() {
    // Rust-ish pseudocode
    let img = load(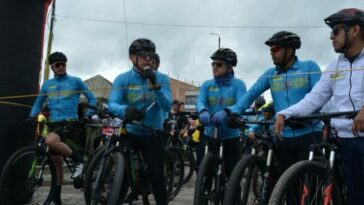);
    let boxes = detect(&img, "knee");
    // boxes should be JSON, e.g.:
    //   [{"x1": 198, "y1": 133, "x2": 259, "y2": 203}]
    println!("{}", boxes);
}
[{"x1": 45, "y1": 133, "x2": 60, "y2": 147}]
